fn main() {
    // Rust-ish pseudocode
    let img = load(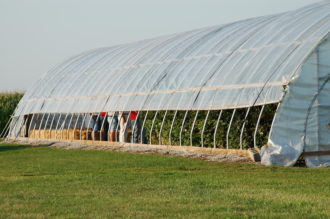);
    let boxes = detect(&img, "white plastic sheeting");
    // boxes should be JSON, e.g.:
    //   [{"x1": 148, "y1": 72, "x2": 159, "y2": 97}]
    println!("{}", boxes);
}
[
  {"x1": 13, "y1": 1, "x2": 330, "y2": 116},
  {"x1": 261, "y1": 35, "x2": 330, "y2": 168}
]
